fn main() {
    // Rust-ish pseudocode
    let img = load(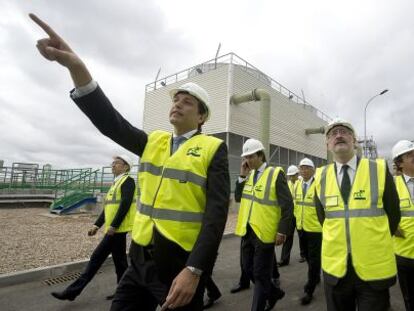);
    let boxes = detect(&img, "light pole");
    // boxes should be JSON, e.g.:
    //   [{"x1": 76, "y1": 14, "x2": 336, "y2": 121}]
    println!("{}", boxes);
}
[{"x1": 364, "y1": 89, "x2": 389, "y2": 157}]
